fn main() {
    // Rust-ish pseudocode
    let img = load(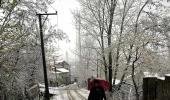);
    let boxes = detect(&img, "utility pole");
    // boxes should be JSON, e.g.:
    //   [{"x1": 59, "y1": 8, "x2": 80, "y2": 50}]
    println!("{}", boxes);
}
[
  {"x1": 97, "y1": 53, "x2": 98, "y2": 78},
  {"x1": 37, "y1": 12, "x2": 57, "y2": 100}
]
